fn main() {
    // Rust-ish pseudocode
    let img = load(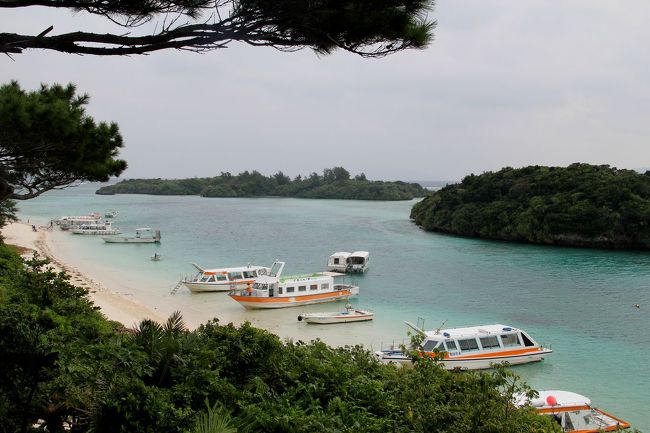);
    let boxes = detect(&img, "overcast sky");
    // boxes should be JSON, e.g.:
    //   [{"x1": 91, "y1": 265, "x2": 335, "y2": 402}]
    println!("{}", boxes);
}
[{"x1": 2, "y1": 1, "x2": 650, "y2": 182}]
